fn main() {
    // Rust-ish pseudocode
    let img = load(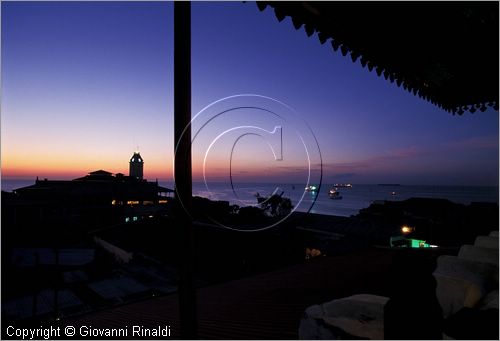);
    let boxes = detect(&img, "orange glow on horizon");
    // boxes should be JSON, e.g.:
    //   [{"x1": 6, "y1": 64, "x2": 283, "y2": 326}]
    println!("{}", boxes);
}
[
  {"x1": 2, "y1": 156, "x2": 173, "y2": 181},
  {"x1": 3, "y1": 149, "x2": 319, "y2": 183},
  {"x1": 3, "y1": 165, "x2": 173, "y2": 180}
]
